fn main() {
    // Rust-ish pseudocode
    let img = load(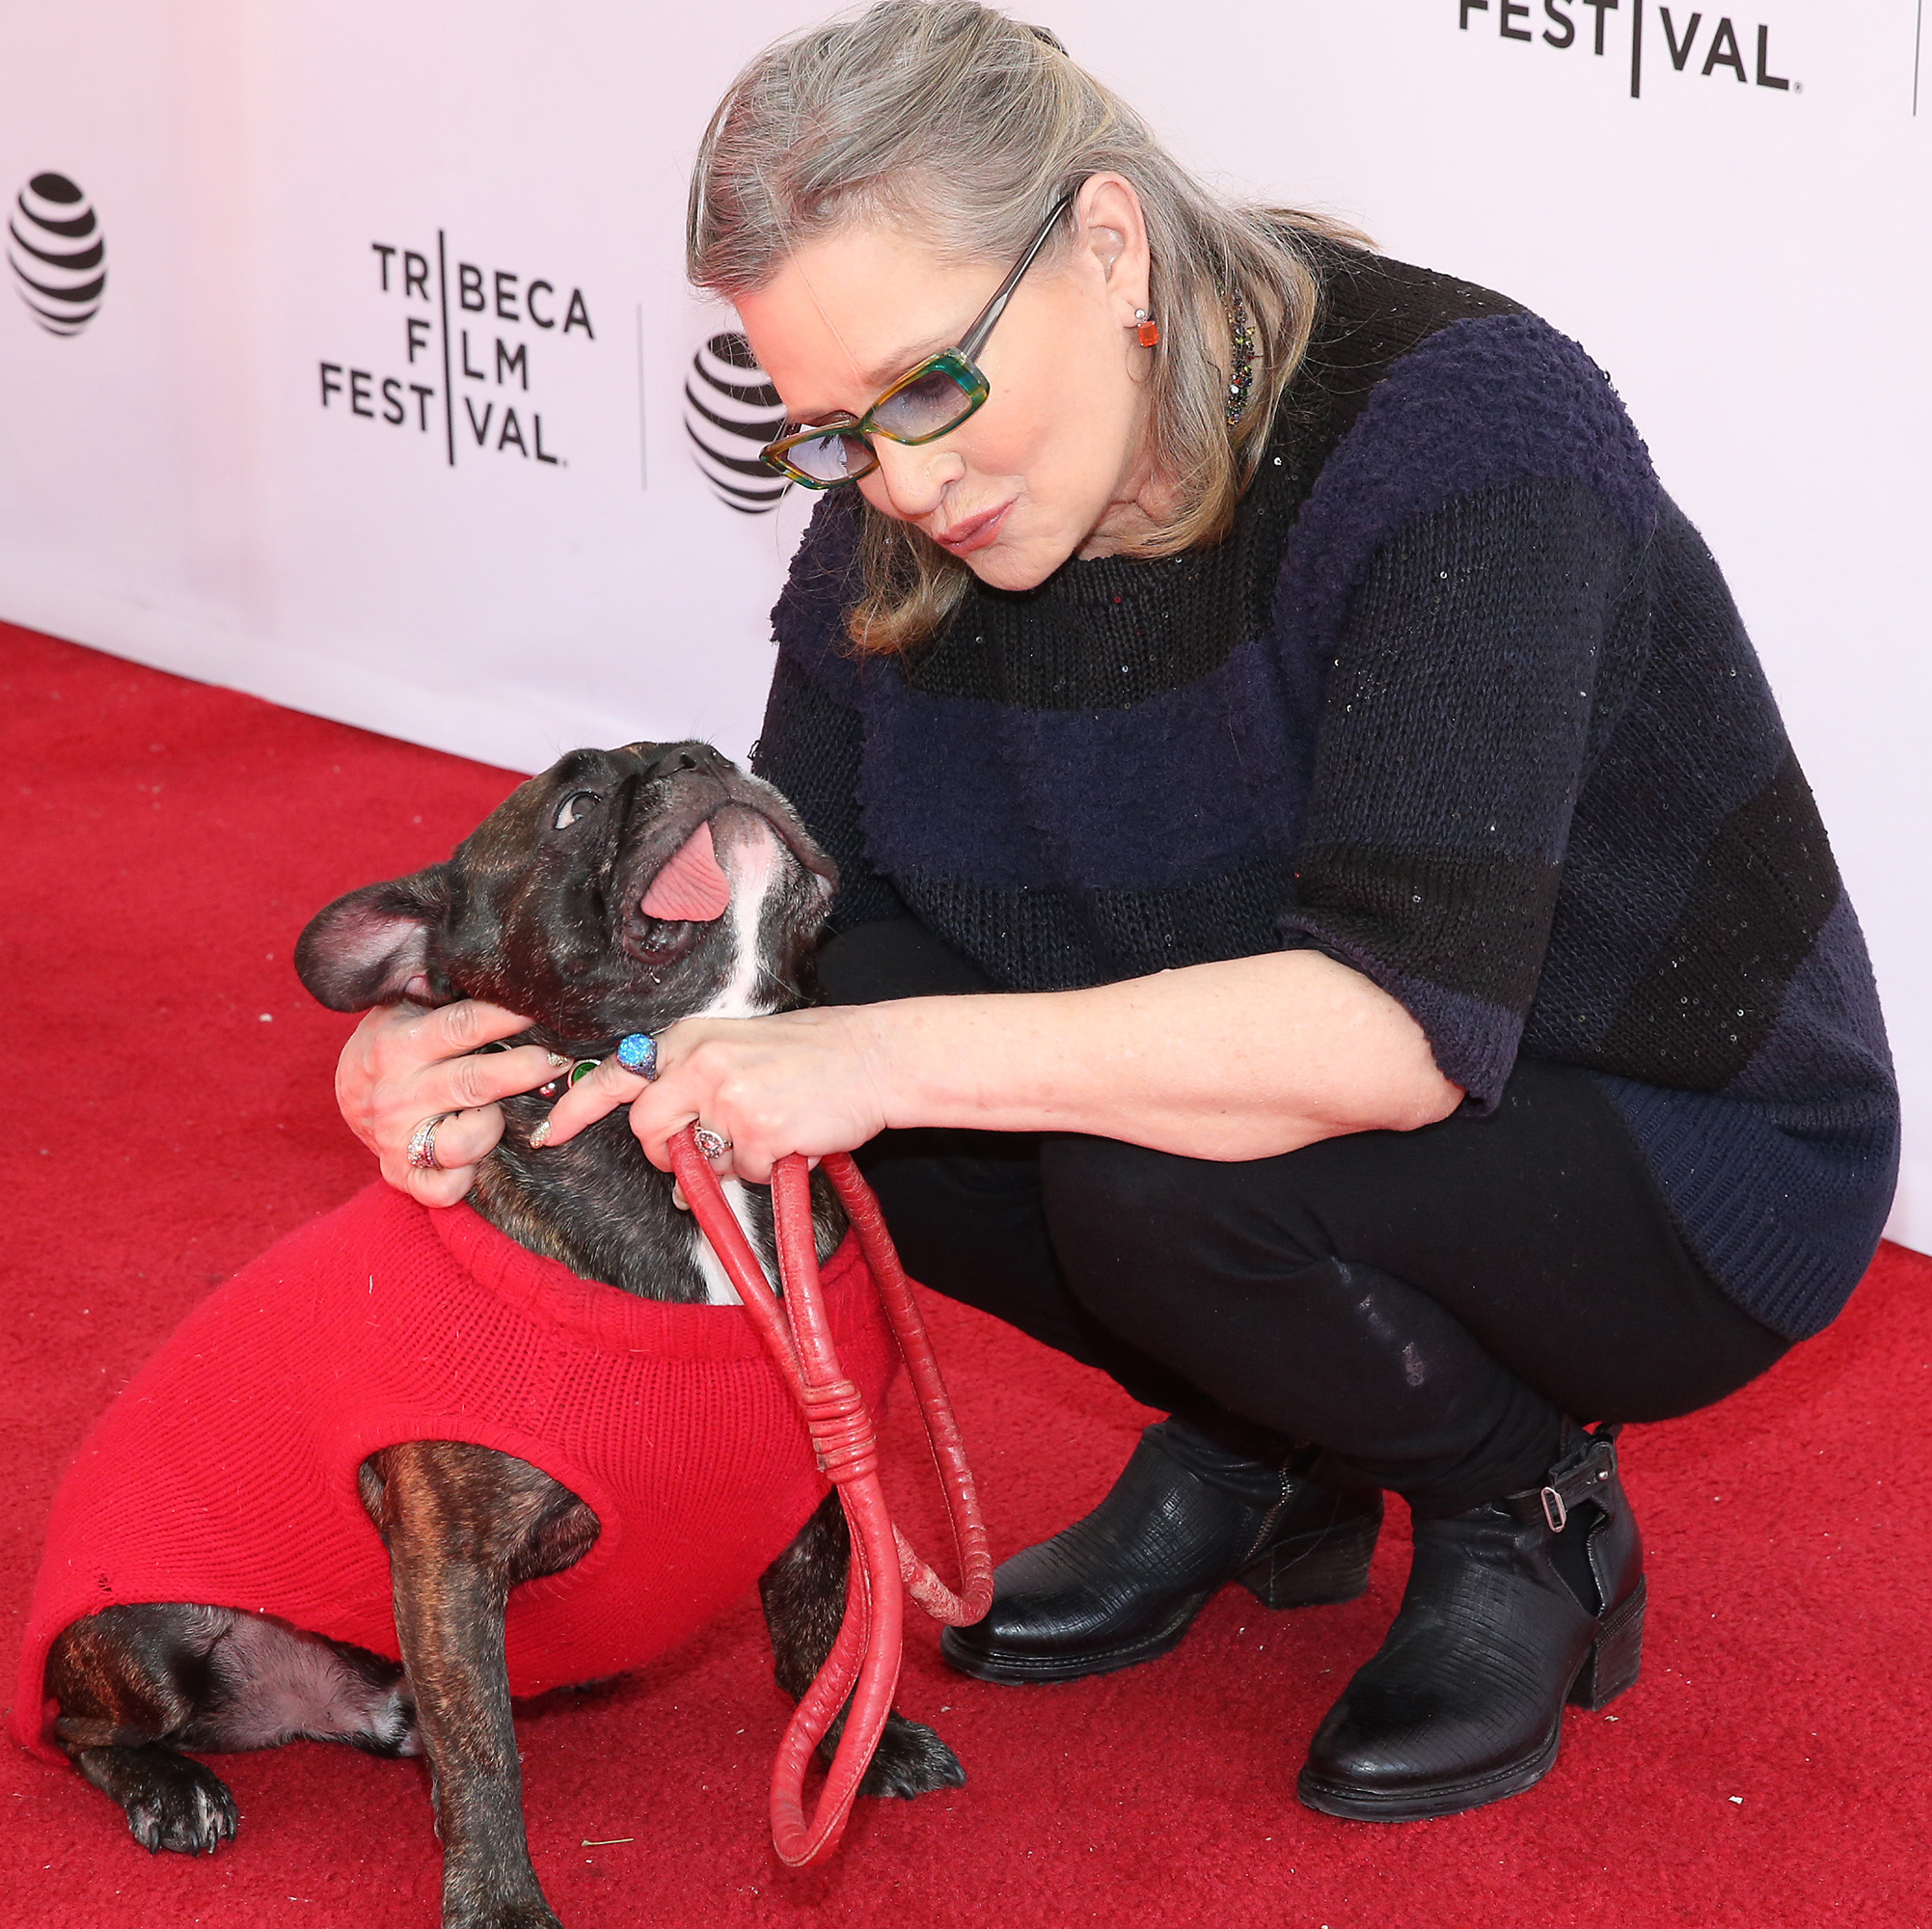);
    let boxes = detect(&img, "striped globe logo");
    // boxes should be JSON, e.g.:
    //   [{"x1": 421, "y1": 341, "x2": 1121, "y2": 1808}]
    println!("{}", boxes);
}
[
  {"x1": 684, "y1": 332, "x2": 789, "y2": 514},
  {"x1": 9, "y1": 174, "x2": 106, "y2": 337}
]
